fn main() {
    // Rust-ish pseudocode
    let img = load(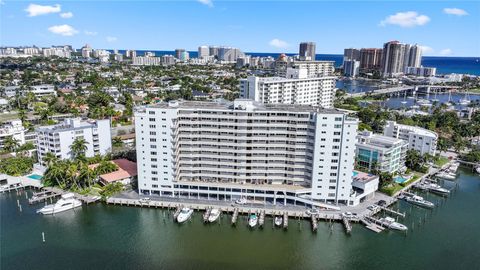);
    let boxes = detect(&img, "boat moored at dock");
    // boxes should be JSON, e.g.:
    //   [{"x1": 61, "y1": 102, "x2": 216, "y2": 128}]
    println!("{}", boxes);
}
[
  {"x1": 404, "y1": 195, "x2": 435, "y2": 208},
  {"x1": 248, "y1": 214, "x2": 258, "y2": 228},
  {"x1": 177, "y1": 208, "x2": 194, "y2": 223},
  {"x1": 36, "y1": 193, "x2": 82, "y2": 215},
  {"x1": 379, "y1": 217, "x2": 408, "y2": 231},
  {"x1": 274, "y1": 216, "x2": 283, "y2": 227},
  {"x1": 207, "y1": 209, "x2": 221, "y2": 223}
]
